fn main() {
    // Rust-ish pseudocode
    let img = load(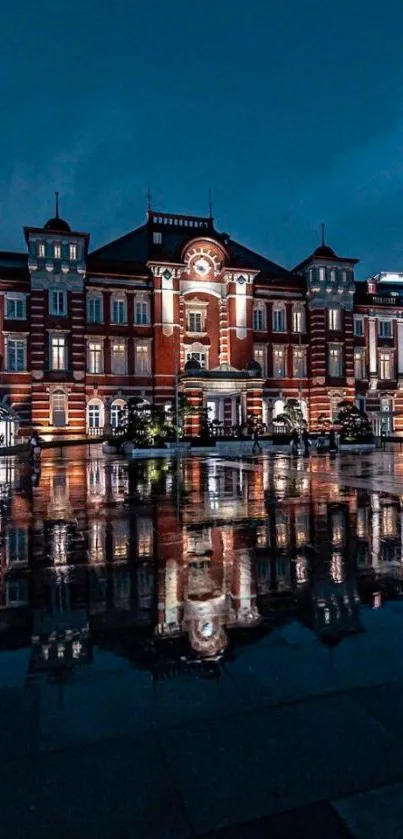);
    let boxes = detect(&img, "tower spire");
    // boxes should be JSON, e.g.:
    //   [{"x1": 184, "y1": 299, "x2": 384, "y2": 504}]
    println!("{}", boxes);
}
[
  {"x1": 321, "y1": 222, "x2": 326, "y2": 247},
  {"x1": 55, "y1": 191, "x2": 60, "y2": 219}
]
